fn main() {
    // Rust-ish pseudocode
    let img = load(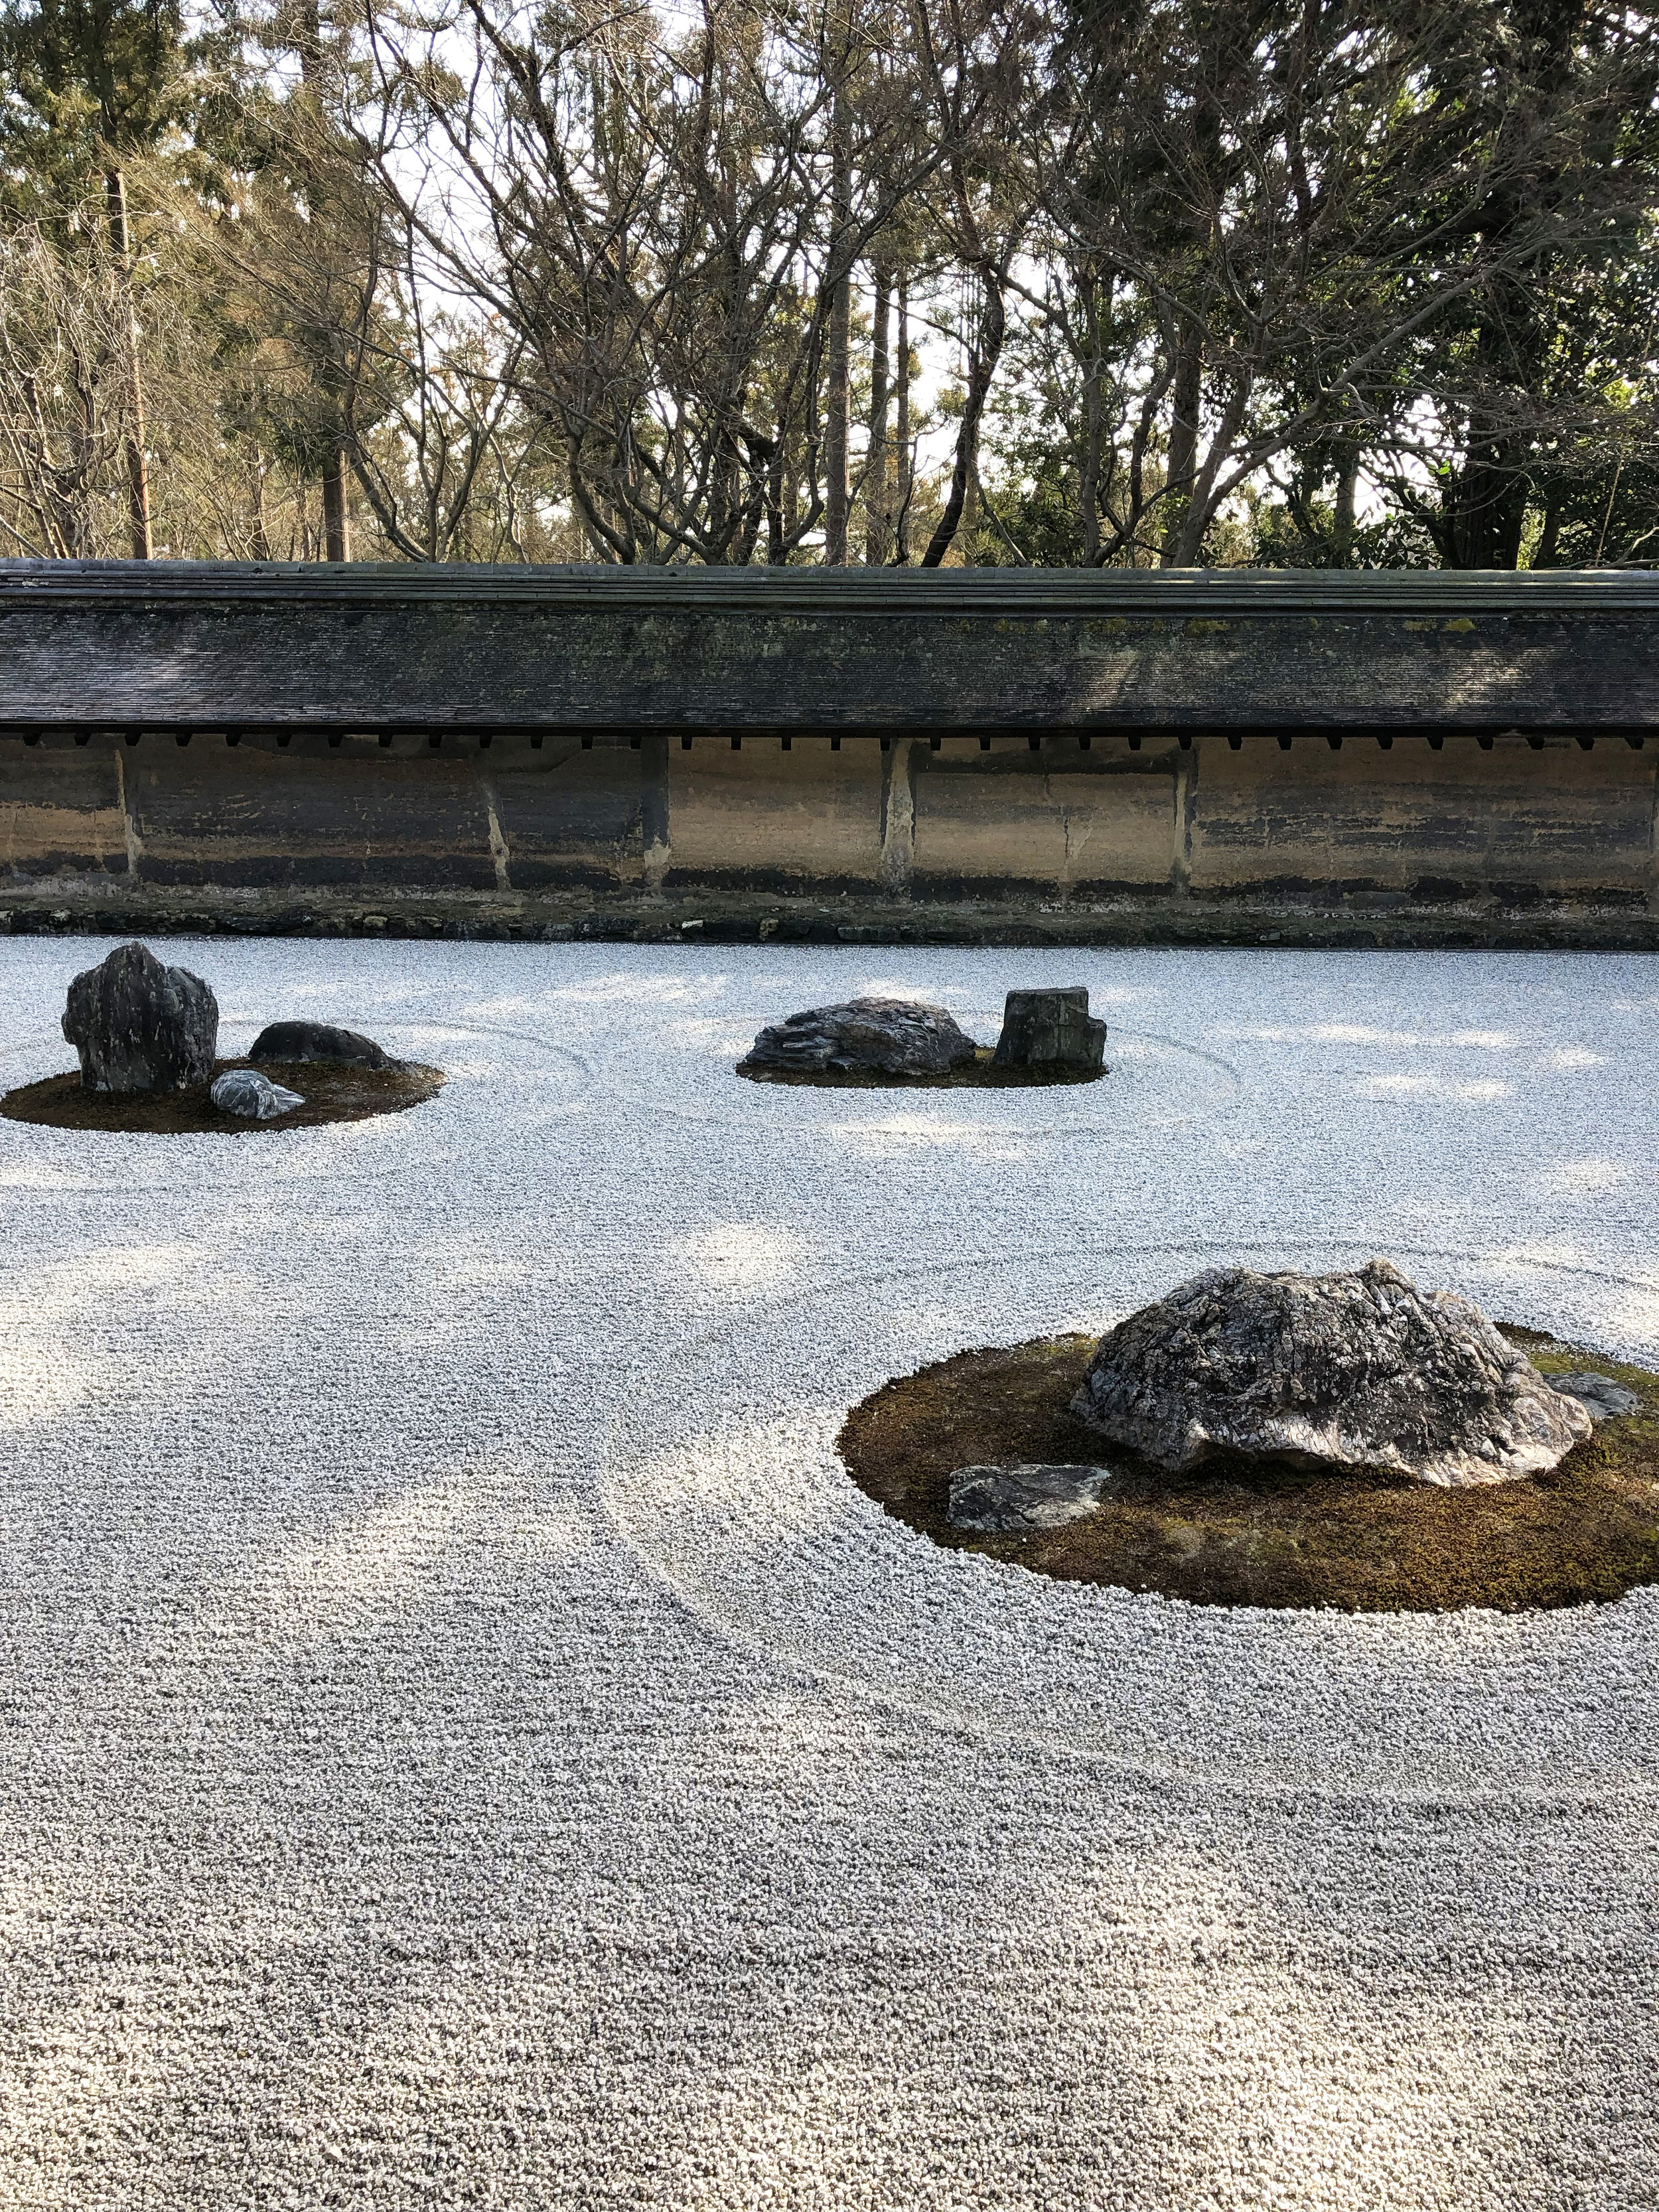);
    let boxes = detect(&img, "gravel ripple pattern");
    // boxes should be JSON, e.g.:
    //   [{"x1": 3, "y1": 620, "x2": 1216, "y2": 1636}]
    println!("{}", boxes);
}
[{"x1": 1, "y1": 939, "x2": 1656, "y2": 2210}]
